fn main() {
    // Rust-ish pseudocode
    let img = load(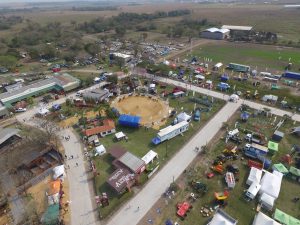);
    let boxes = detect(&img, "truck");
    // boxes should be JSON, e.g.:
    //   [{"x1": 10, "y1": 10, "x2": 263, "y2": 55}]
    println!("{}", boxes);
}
[
  {"x1": 194, "y1": 108, "x2": 201, "y2": 121},
  {"x1": 245, "y1": 134, "x2": 266, "y2": 145},
  {"x1": 244, "y1": 146, "x2": 271, "y2": 169}
]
